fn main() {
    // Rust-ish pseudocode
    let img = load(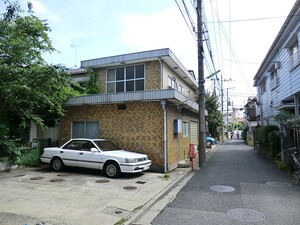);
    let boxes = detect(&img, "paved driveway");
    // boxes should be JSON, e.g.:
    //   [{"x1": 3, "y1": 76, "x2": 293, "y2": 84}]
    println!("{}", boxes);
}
[{"x1": 0, "y1": 166, "x2": 189, "y2": 225}]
